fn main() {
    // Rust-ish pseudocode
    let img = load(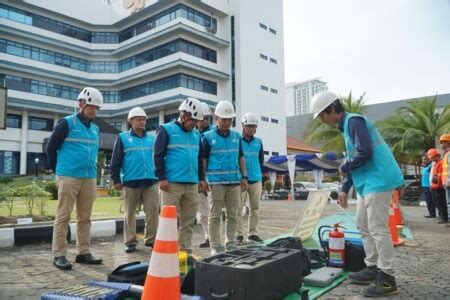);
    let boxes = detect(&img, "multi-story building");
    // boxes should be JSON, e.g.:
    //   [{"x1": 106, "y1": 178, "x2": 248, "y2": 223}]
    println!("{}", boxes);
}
[
  {"x1": 0, "y1": 0, "x2": 286, "y2": 175},
  {"x1": 285, "y1": 77, "x2": 327, "y2": 116}
]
